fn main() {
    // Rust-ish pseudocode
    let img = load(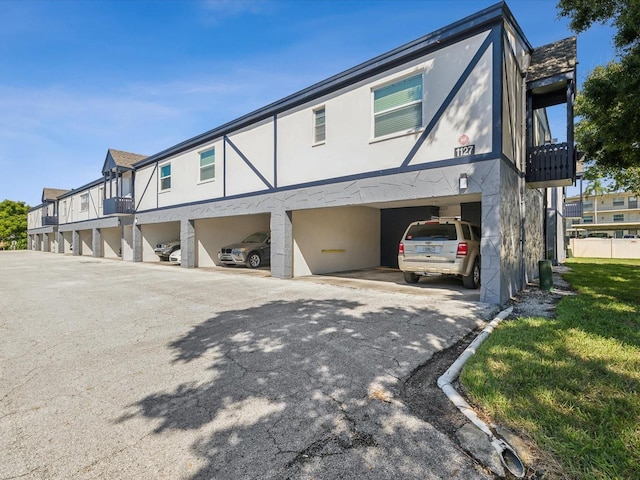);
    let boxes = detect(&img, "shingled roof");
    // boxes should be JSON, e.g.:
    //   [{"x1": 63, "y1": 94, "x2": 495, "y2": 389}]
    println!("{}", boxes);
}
[
  {"x1": 42, "y1": 188, "x2": 70, "y2": 202},
  {"x1": 527, "y1": 36, "x2": 577, "y2": 84},
  {"x1": 108, "y1": 149, "x2": 147, "y2": 168}
]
